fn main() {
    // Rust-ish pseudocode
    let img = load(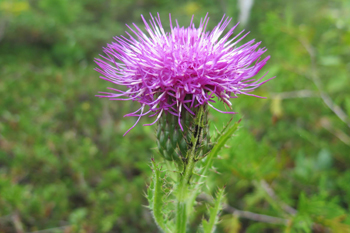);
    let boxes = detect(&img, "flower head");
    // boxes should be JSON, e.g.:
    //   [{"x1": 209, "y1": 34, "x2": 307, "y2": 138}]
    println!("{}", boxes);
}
[{"x1": 95, "y1": 13, "x2": 272, "y2": 135}]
